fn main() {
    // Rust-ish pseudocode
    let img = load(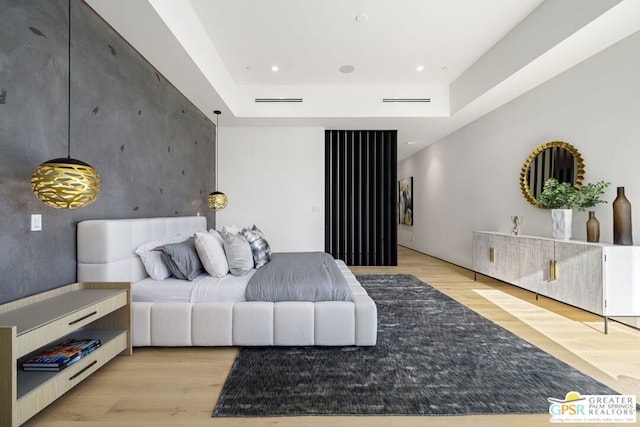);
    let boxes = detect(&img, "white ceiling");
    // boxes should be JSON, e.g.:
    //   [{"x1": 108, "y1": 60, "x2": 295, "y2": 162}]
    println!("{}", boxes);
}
[
  {"x1": 85, "y1": 0, "x2": 640, "y2": 160},
  {"x1": 192, "y1": 0, "x2": 539, "y2": 86}
]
